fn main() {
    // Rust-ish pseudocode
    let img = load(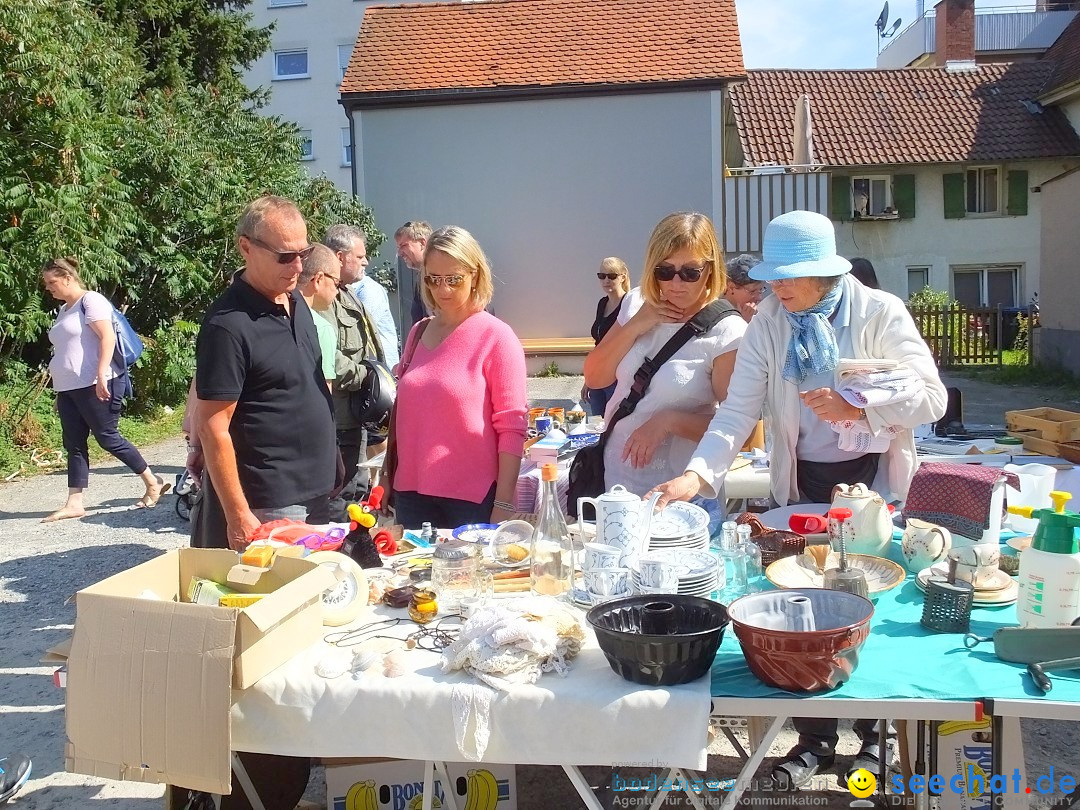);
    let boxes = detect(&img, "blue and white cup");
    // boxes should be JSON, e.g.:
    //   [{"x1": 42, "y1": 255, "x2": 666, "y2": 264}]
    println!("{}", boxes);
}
[
  {"x1": 535, "y1": 416, "x2": 553, "y2": 435},
  {"x1": 585, "y1": 567, "x2": 630, "y2": 597},
  {"x1": 638, "y1": 559, "x2": 681, "y2": 590},
  {"x1": 584, "y1": 542, "x2": 622, "y2": 572}
]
